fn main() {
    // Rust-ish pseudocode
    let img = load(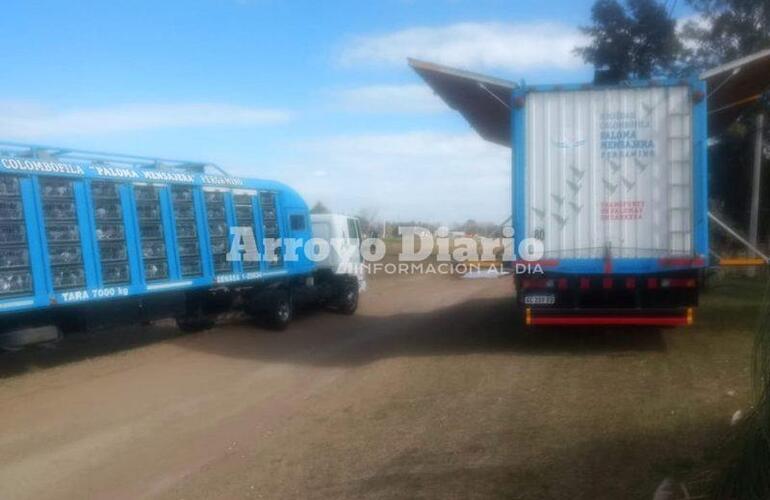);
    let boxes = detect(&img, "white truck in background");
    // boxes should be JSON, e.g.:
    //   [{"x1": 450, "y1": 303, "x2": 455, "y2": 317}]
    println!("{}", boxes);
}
[
  {"x1": 284, "y1": 214, "x2": 366, "y2": 322},
  {"x1": 311, "y1": 214, "x2": 366, "y2": 287}
]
